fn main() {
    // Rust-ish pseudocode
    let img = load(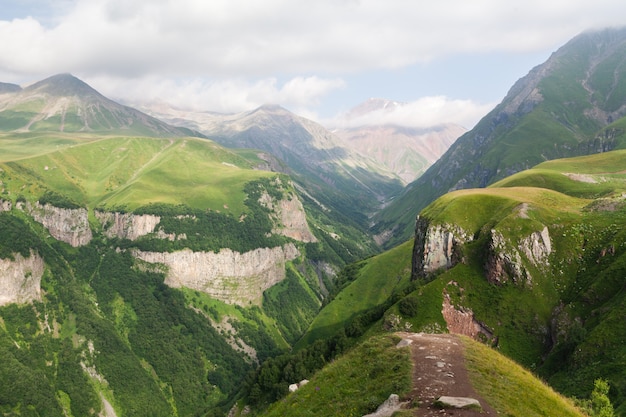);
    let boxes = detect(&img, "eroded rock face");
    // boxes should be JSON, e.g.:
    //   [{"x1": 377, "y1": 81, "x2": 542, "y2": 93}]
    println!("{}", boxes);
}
[
  {"x1": 441, "y1": 288, "x2": 495, "y2": 344},
  {"x1": 132, "y1": 243, "x2": 300, "y2": 306},
  {"x1": 27, "y1": 202, "x2": 92, "y2": 247},
  {"x1": 412, "y1": 216, "x2": 472, "y2": 279},
  {"x1": 259, "y1": 190, "x2": 317, "y2": 243},
  {"x1": 95, "y1": 211, "x2": 161, "y2": 240},
  {"x1": 0, "y1": 250, "x2": 44, "y2": 305},
  {"x1": 485, "y1": 227, "x2": 551, "y2": 286}
]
